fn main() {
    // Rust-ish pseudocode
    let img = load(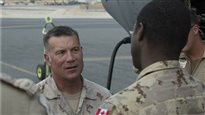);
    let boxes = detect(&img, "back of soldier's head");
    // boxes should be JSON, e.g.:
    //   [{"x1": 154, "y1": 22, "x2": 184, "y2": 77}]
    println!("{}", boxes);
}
[
  {"x1": 190, "y1": 9, "x2": 199, "y2": 25},
  {"x1": 136, "y1": 0, "x2": 190, "y2": 57}
]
